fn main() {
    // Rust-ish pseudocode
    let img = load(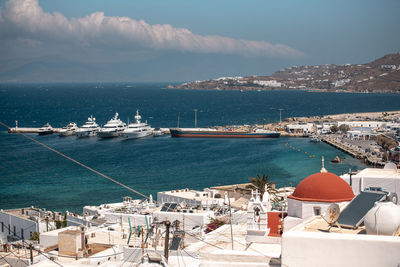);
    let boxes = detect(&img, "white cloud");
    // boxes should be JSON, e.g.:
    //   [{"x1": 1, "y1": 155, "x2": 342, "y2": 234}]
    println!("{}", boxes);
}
[{"x1": 1, "y1": 0, "x2": 304, "y2": 58}]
